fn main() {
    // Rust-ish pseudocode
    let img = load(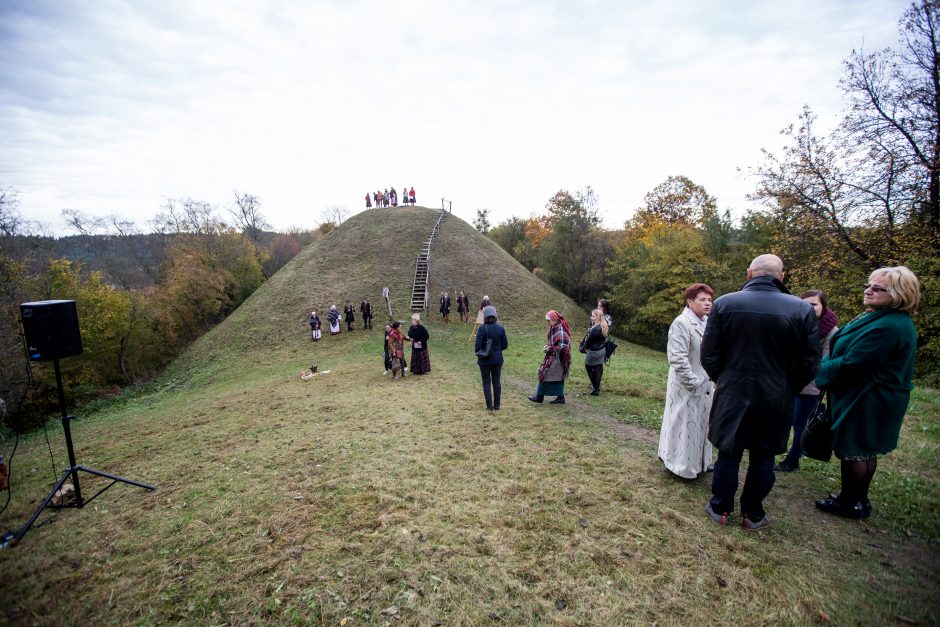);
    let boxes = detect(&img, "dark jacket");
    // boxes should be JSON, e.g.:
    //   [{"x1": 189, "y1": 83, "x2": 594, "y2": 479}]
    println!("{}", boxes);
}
[
  {"x1": 476, "y1": 321, "x2": 509, "y2": 366},
  {"x1": 408, "y1": 324, "x2": 430, "y2": 348},
  {"x1": 816, "y1": 308, "x2": 916, "y2": 457},
  {"x1": 701, "y1": 275, "x2": 820, "y2": 454},
  {"x1": 584, "y1": 324, "x2": 608, "y2": 352}
]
